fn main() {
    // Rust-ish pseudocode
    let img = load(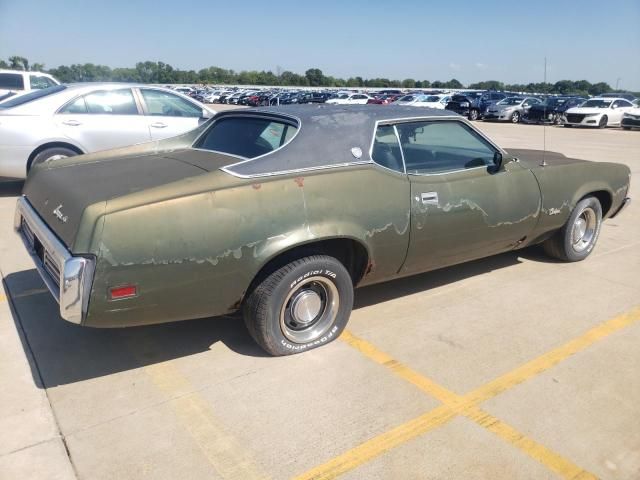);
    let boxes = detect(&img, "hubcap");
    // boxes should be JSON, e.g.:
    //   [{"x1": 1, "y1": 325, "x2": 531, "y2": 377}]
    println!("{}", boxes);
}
[
  {"x1": 280, "y1": 276, "x2": 339, "y2": 344},
  {"x1": 572, "y1": 208, "x2": 597, "y2": 252},
  {"x1": 291, "y1": 290, "x2": 322, "y2": 325},
  {"x1": 45, "y1": 154, "x2": 68, "y2": 163}
]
